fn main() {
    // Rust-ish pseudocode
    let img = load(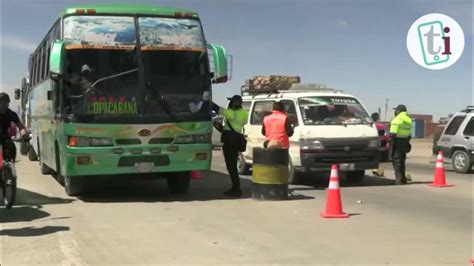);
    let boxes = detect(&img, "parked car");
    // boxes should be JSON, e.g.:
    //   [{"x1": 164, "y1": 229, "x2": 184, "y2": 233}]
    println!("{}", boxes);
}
[
  {"x1": 432, "y1": 124, "x2": 445, "y2": 155},
  {"x1": 375, "y1": 122, "x2": 391, "y2": 162},
  {"x1": 436, "y1": 106, "x2": 474, "y2": 173}
]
